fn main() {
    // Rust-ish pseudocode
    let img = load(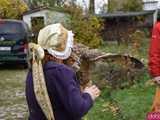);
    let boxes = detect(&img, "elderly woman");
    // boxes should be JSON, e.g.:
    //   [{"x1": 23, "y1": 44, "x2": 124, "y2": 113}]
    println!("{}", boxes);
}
[{"x1": 25, "y1": 23, "x2": 100, "y2": 120}]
